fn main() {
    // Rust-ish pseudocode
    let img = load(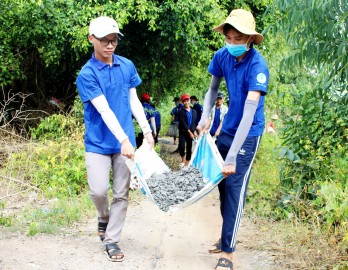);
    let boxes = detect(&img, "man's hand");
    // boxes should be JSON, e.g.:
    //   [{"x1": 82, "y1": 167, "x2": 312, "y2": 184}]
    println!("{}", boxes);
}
[
  {"x1": 196, "y1": 119, "x2": 211, "y2": 136},
  {"x1": 188, "y1": 130, "x2": 194, "y2": 139},
  {"x1": 222, "y1": 164, "x2": 236, "y2": 178},
  {"x1": 121, "y1": 138, "x2": 135, "y2": 160},
  {"x1": 144, "y1": 132, "x2": 155, "y2": 149}
]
